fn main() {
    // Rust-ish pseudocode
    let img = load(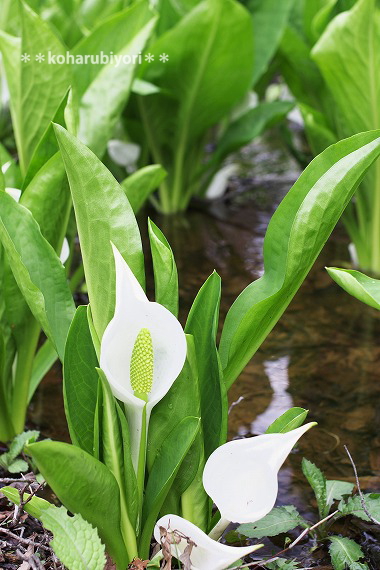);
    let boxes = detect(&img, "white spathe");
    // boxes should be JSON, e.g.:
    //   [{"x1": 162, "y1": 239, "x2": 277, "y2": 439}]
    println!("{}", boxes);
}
[
  {"x1": 203, "y1": 423, "x2": 315, "y2": 523},
  {"x1": 5, "y1": 187, "x2": 21, "y2": 202},
  {"x1": 154, "y1": 514, "x2": 263, "y2": 570},
  {"x1": 100, "y1": 243, "x2": 187, "y2": 469}
]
